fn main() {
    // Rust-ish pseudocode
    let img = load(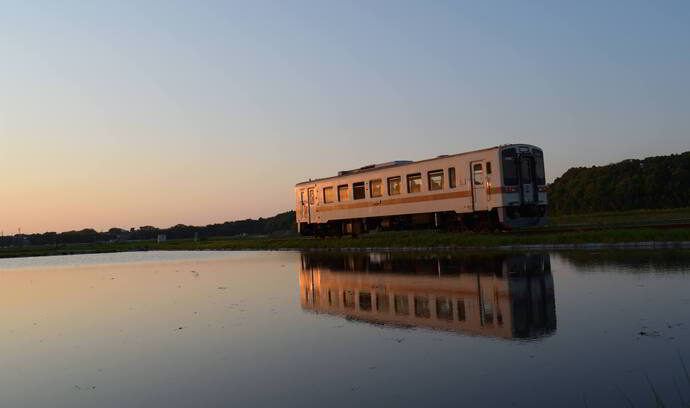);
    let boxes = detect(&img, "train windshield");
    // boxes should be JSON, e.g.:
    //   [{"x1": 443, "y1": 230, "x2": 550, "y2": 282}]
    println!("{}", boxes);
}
[
  {"x1": 534, "y1": 150, "x2": 545, "y2": 185},
  {"x1": 502, "y1": 148, "x2": 518, "y2": 186},
  {"x1": 520, "y1": 159, "x2": 532, "y2": 184}
]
